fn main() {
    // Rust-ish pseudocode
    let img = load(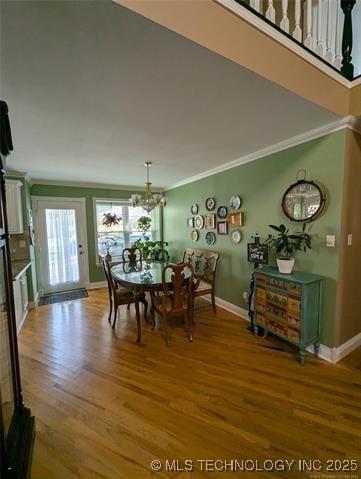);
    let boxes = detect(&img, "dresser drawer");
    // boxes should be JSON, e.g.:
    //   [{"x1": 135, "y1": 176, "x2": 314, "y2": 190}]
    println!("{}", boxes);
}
[
  {"x1": 287, "y1": 327, "x2": 300, "y2": 343},
  {"x1": 288, "y1": 297, "x2": 301, "y2": 316},
  {"x1": 256, "y1": 287, "x2": 266, "y2": 302}
]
